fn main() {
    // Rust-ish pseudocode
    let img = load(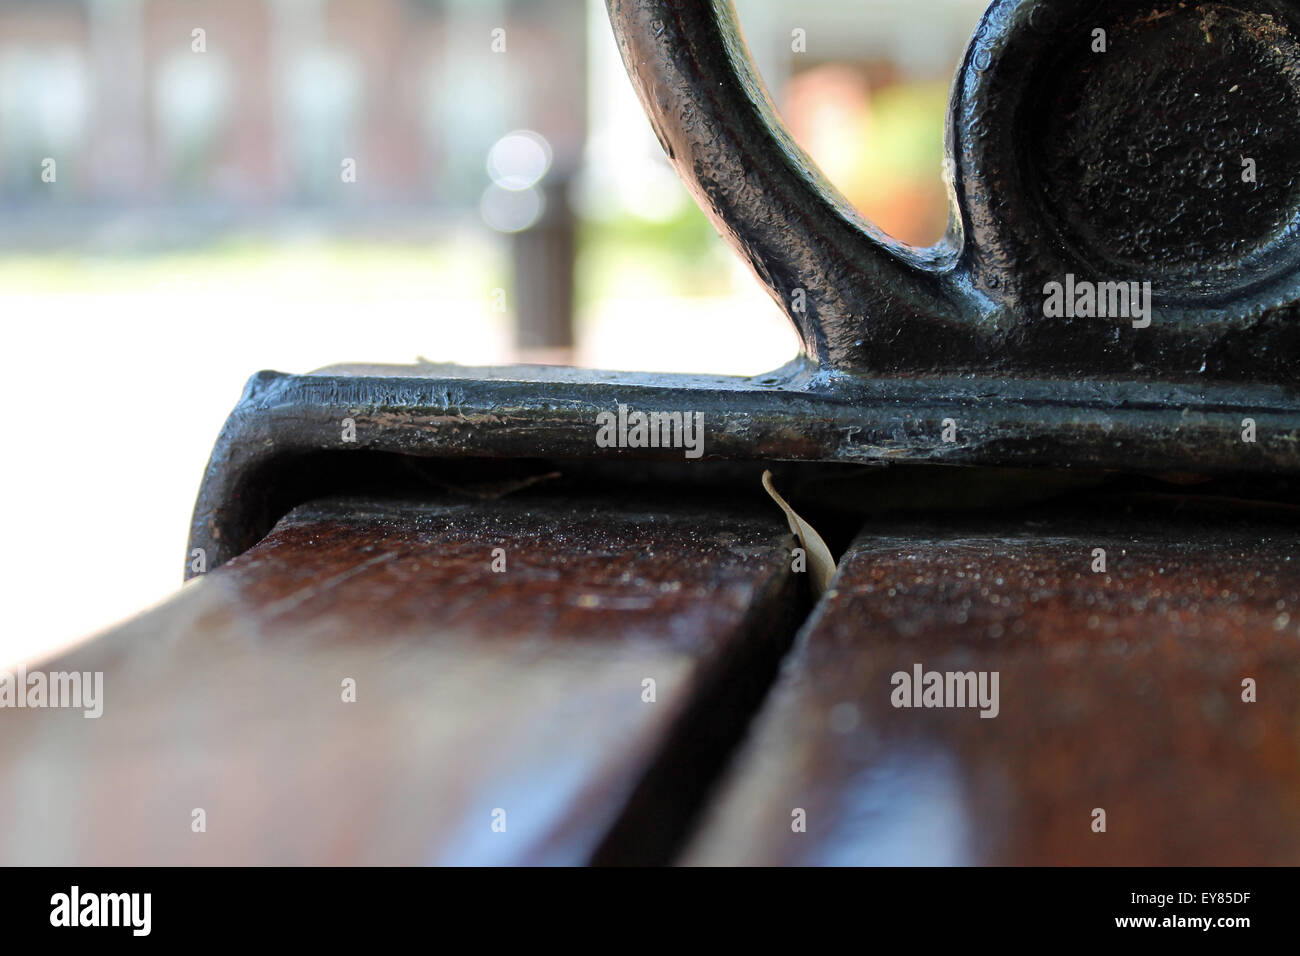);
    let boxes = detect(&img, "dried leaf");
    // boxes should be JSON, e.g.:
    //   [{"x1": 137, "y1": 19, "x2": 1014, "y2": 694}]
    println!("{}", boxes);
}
[{"x1": 762, "y1": 470, "x2": 836, "y2": 596}]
